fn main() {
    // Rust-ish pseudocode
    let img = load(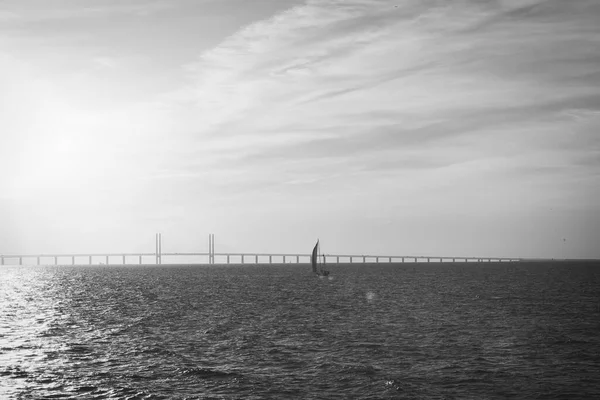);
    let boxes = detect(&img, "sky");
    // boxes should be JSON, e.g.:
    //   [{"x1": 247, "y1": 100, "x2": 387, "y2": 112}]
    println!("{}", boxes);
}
[{"x1": 1, "y1": 0, "x2": 599, "y2": 259}]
